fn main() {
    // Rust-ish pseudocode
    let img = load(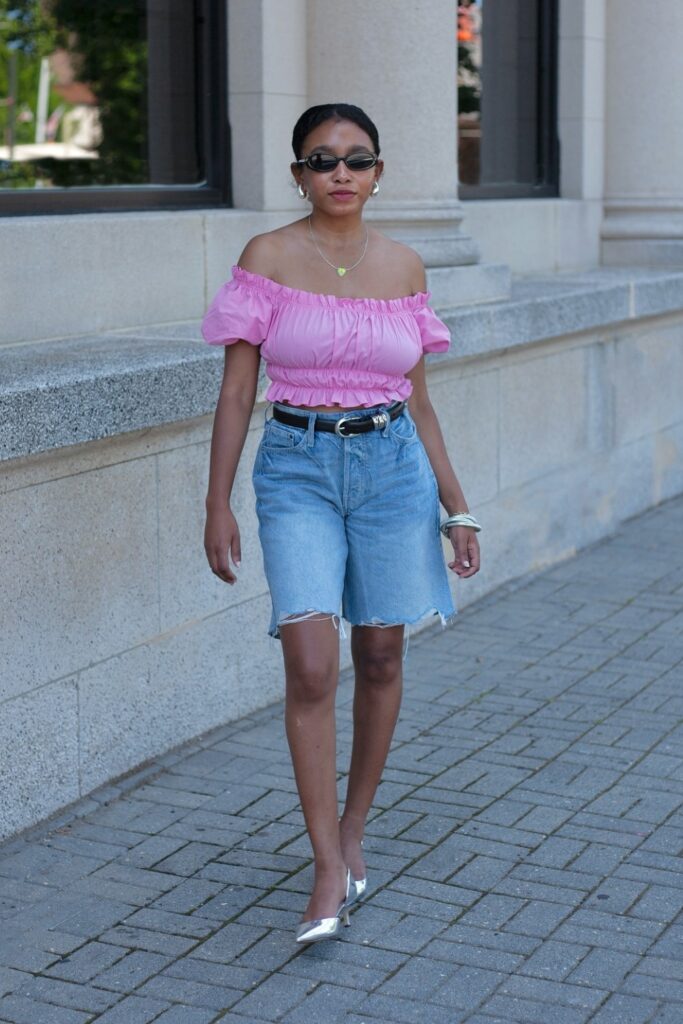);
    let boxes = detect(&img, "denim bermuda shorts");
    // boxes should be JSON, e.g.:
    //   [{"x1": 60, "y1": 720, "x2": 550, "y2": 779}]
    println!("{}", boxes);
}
[{"x1": 251, "y1": 401, "x2": 457, "y2": 647}]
